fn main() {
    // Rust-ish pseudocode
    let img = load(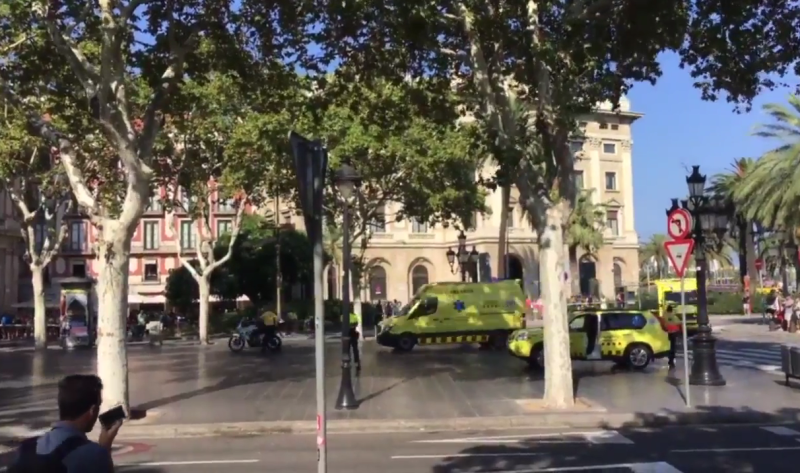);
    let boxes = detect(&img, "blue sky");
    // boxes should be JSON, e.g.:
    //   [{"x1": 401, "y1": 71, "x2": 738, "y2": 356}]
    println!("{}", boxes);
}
[{"x1": 629, "y1": 52, "x2": 798, "y2": 241}]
